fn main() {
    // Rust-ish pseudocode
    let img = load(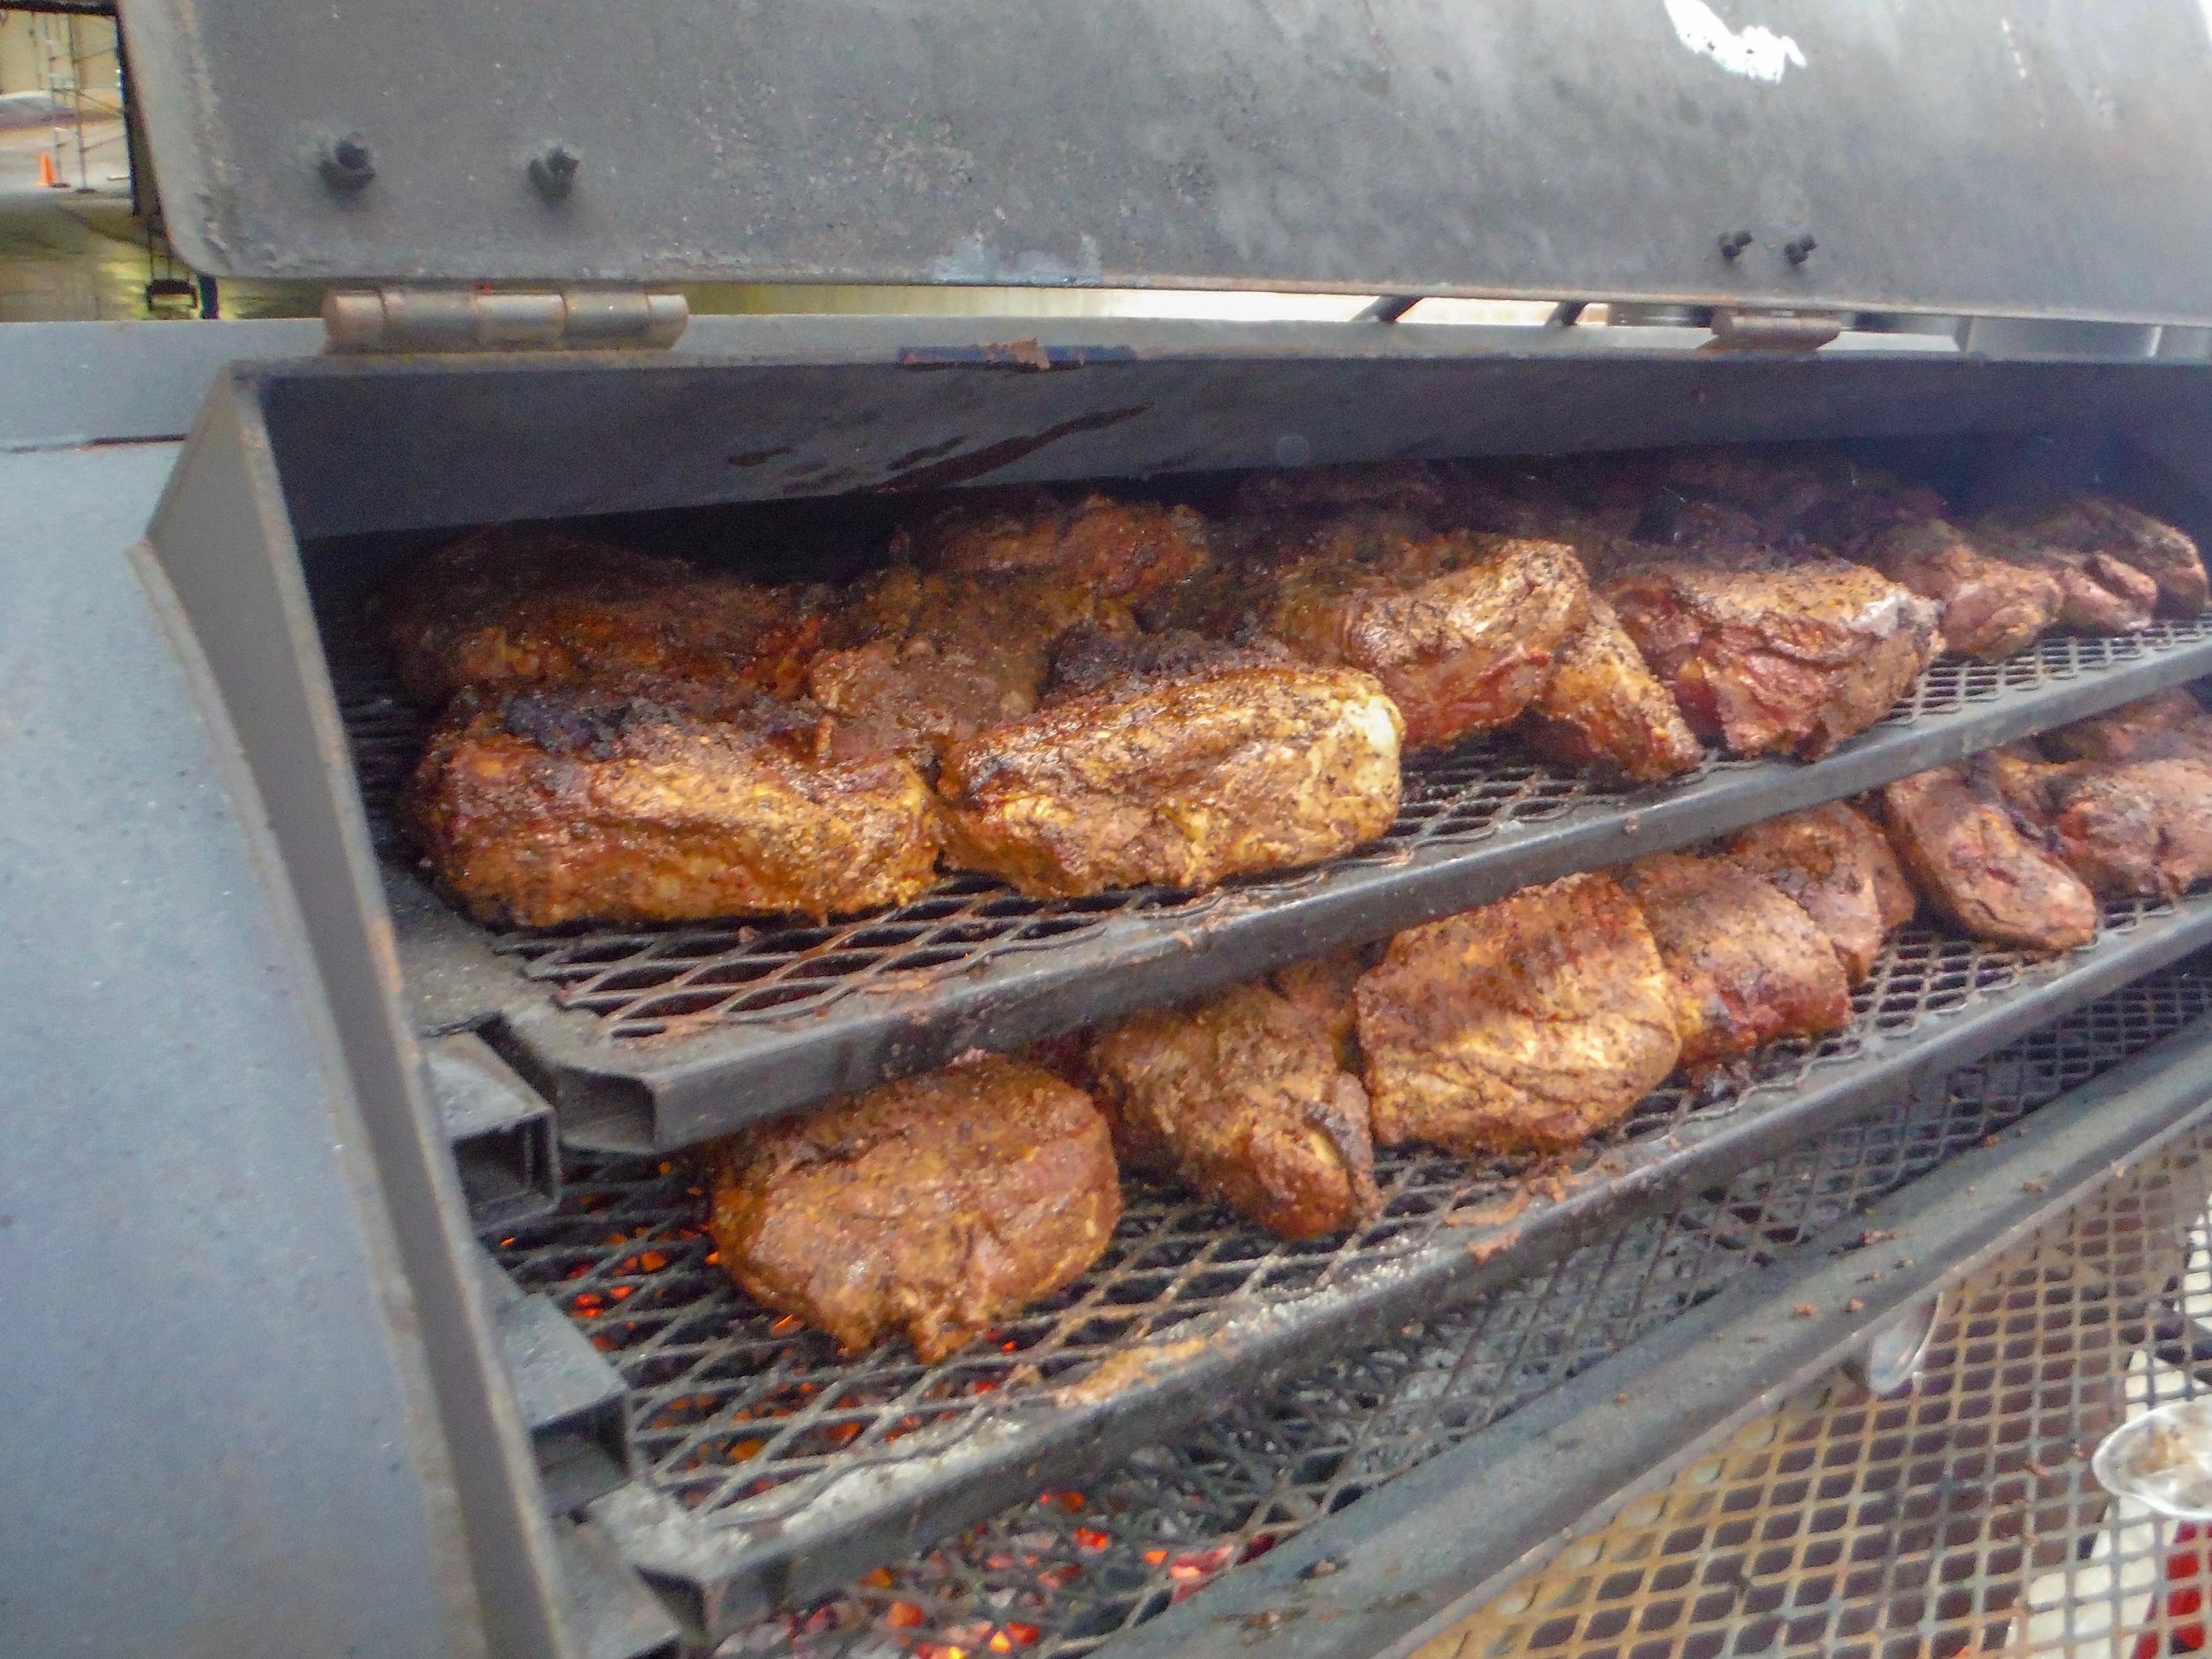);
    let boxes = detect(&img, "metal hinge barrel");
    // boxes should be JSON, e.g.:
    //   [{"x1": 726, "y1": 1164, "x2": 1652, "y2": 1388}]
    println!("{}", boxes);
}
[{"x1": 323, "y1": 286, "x2": 688, "y2": 353}]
